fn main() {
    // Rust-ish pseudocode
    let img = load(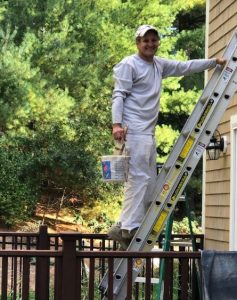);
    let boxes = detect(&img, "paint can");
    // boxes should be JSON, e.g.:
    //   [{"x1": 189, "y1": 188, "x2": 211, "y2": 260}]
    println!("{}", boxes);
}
[{"x1": 101, "y1": 154, "x2": 130, "y2": 182}]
